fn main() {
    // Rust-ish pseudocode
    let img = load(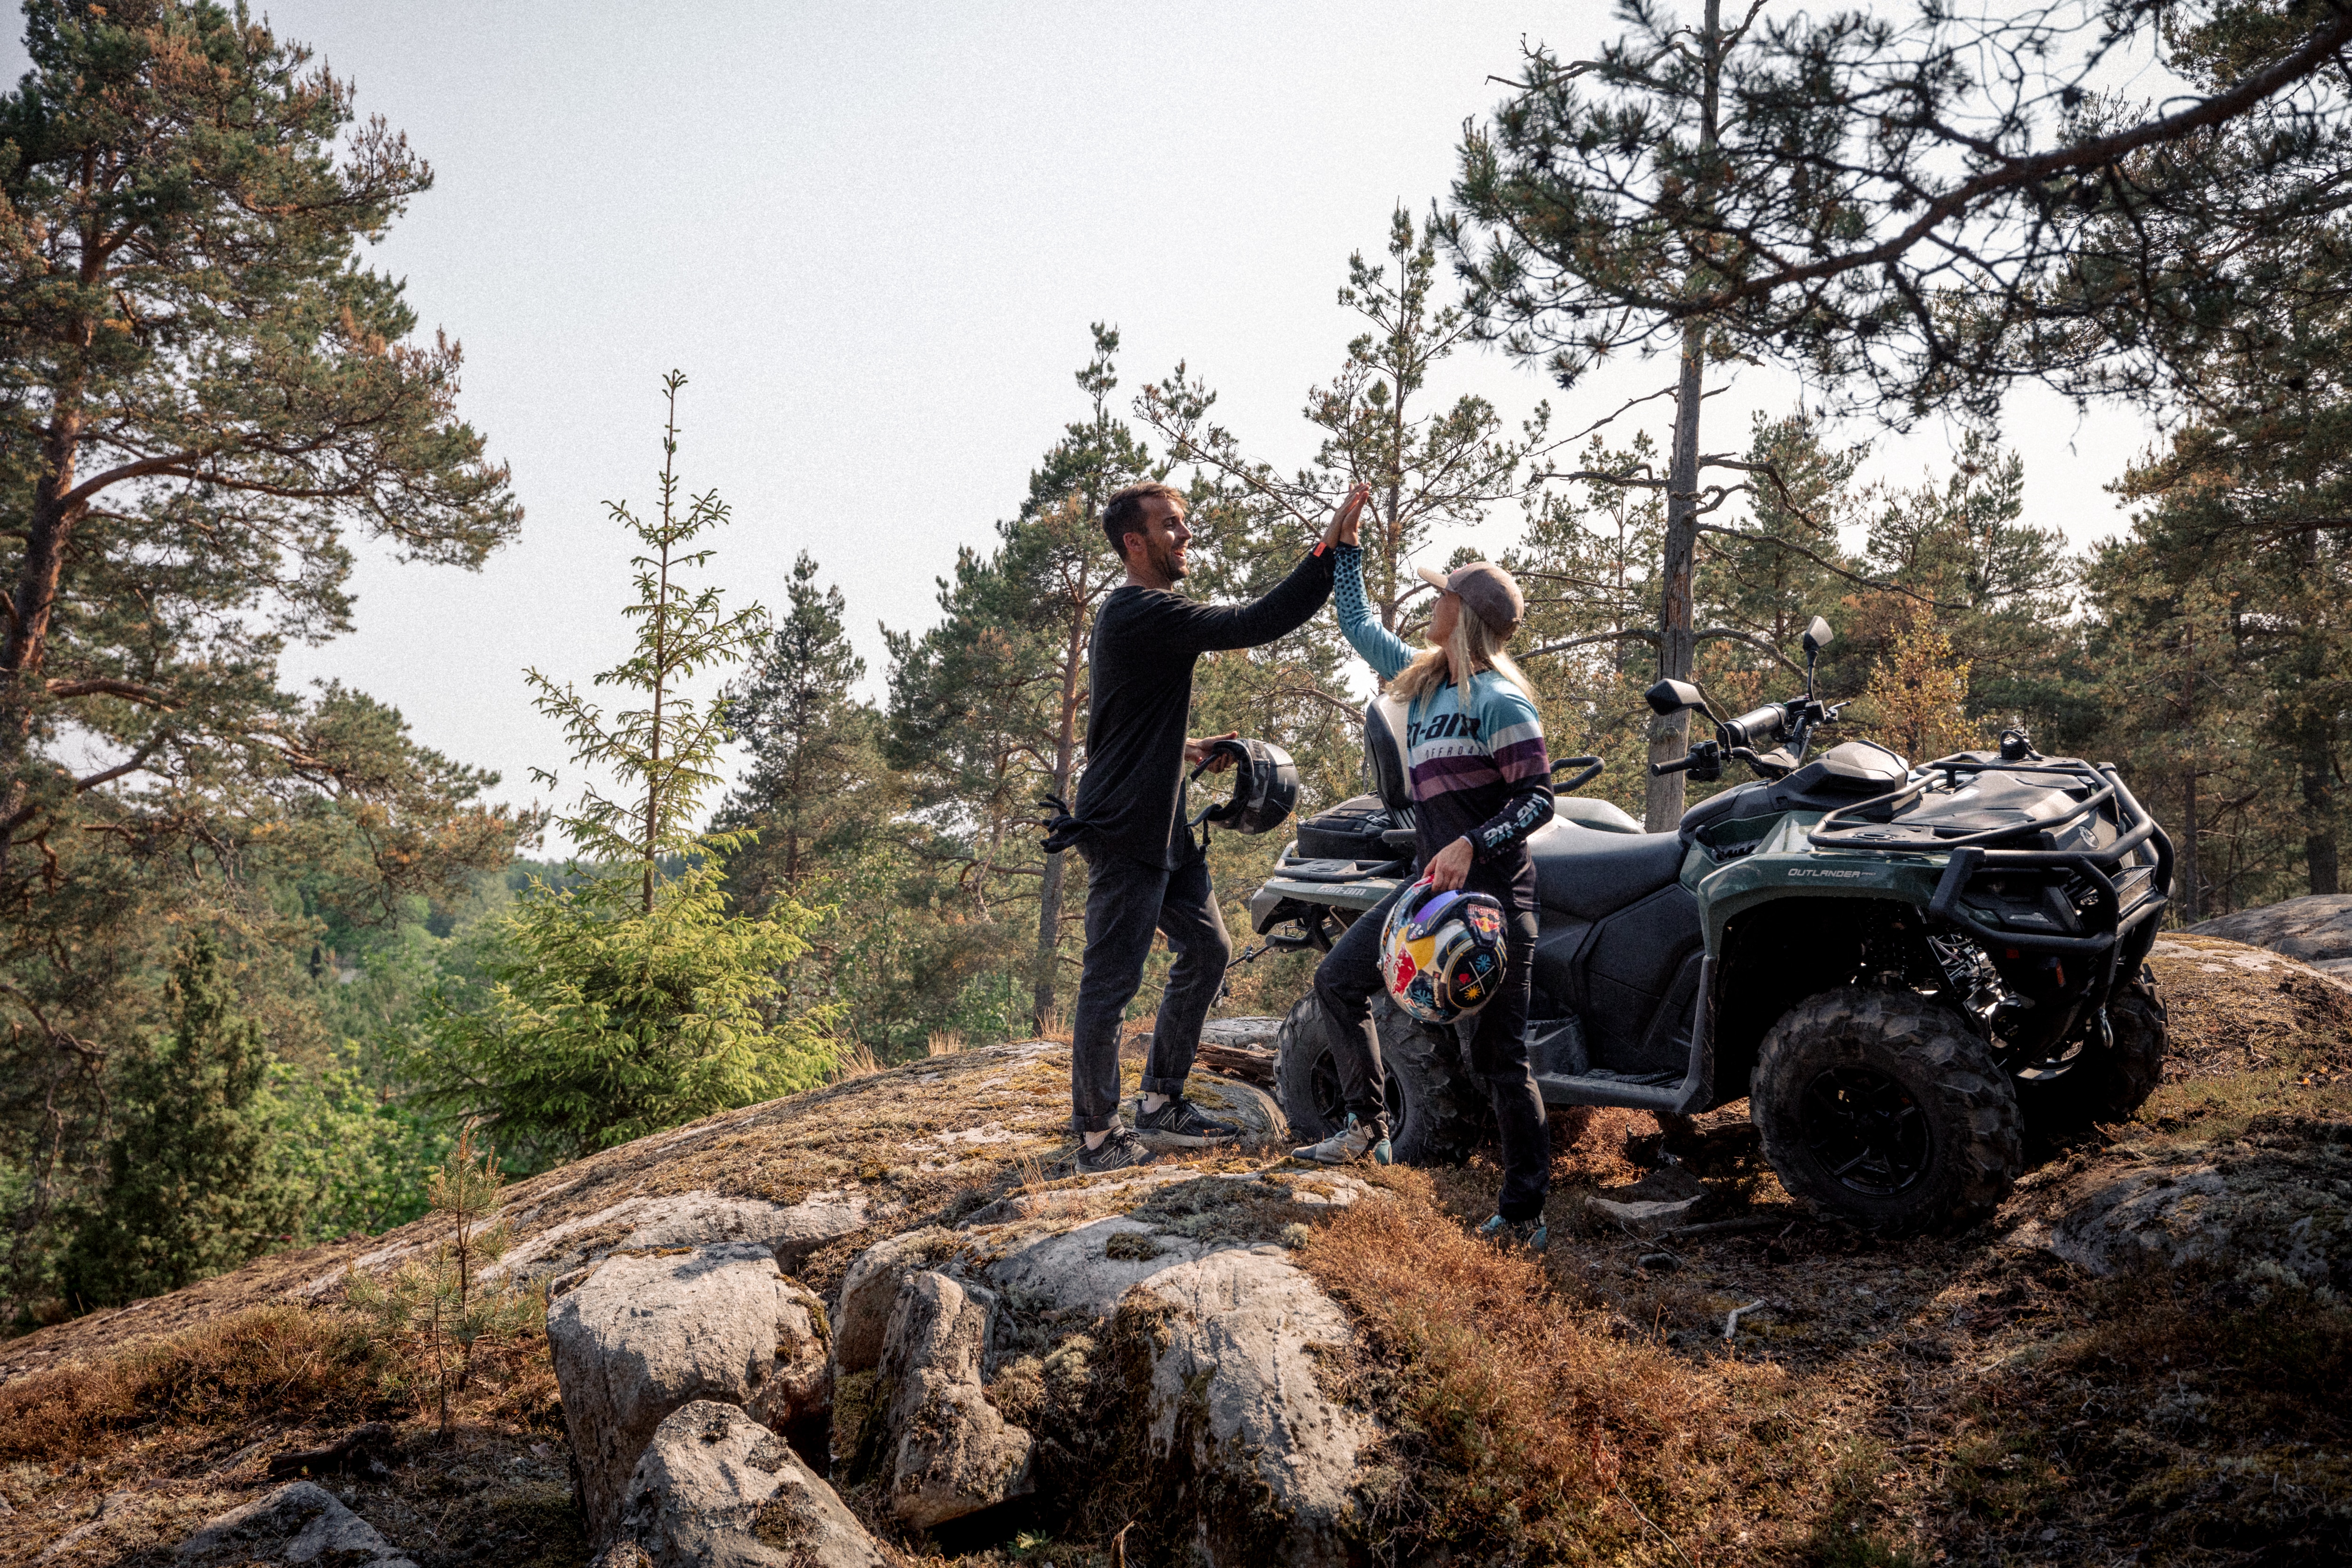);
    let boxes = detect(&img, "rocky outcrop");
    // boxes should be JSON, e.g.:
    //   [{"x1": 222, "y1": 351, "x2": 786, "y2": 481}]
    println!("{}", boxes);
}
[
  {"x1": 175, "y1": 1481, "x2": 418, "y2": 1566},
  {"x1": 829, "y1": 1167, "x2": 1383, "y2": 1559},
  {"x1": 615, "y1": 1401, "x2": 887, "y2": 1568},
  {"x1": 548, "y1": 1242, "x2": 833, "y2": 1544},
  {"x1": 831, "y1": 1226, "x2": 959, "y2": 1374},
  {"x1": 1129, "y1": 1246, "x2": 1378, "y2": 1568},
  {"x1": 877, "y1": 1271, "x2": 1035, "y2": 1528},
  {"x1": 2006, "y1": 1114, "x2": 2352, "y2": 1299},
  {"x1": 2189, "y1": 894, "x2": 2352, "y2": 977}
]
